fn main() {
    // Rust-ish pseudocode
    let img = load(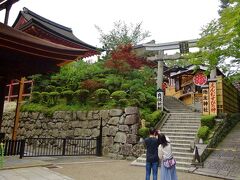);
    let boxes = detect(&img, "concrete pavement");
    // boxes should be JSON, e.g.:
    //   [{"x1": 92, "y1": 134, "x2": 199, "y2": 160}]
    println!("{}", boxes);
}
[
  {"x1": 0, "y1": 156, "x2": 223, "y2": 180},
  {"x1": 0, "y1": 167, "x2": 73, "y2": 180}
]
